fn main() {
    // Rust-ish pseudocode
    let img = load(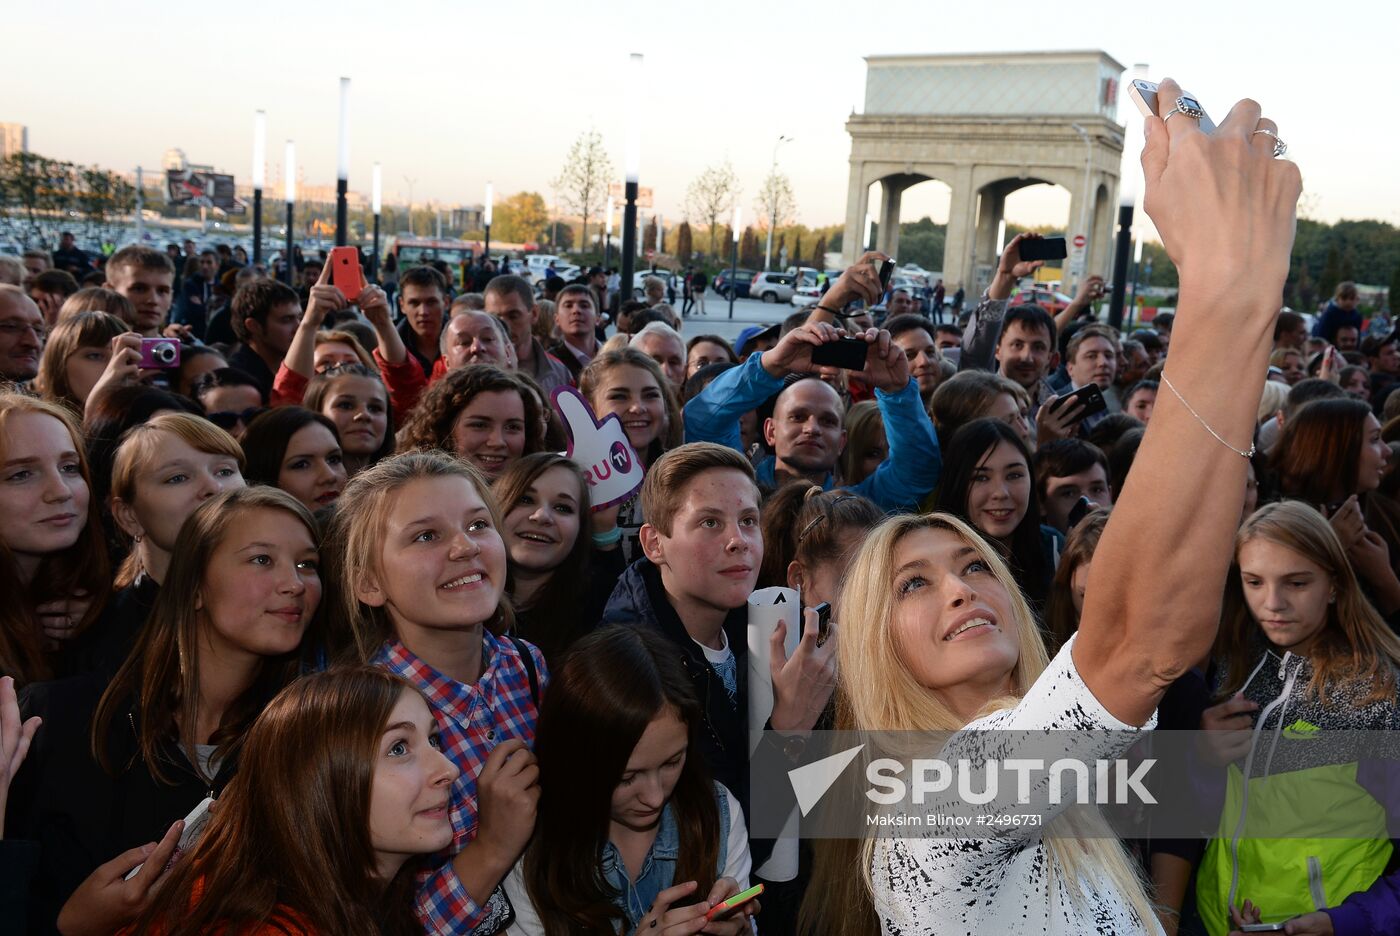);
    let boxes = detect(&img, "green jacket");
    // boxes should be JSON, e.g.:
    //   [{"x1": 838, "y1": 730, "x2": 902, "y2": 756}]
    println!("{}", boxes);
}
[{"x1": 1197, "y1": 647, "x2": 1400, "y2": 934}]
